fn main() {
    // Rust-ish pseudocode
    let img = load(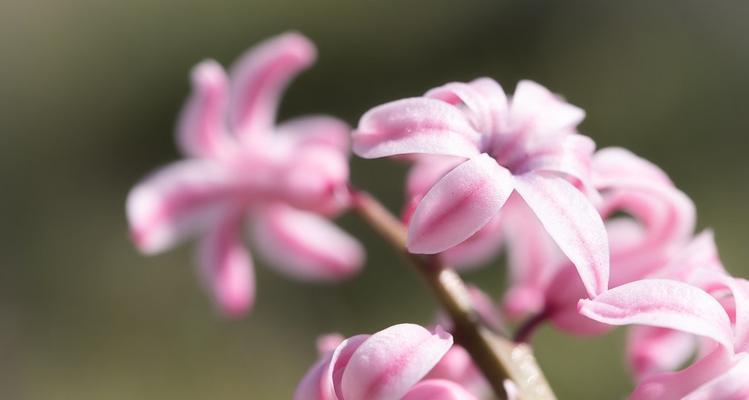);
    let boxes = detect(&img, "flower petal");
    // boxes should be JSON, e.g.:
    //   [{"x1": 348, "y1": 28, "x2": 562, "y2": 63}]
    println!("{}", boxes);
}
[
  {"x1": 630, "y1": 348, "x2": 733, "y2": 400},
  {"x1": 727, "y1": 278, "x2": 749, "y2": 353},
  {"x1": 578, "y1": 279, "x2": 734, "y2": 351},
  {"x1": 329, "y1": 335, "x2": 370, "y2": 400},
  {"x1": 684, "y1": 354, "x2": 749, "y2": 400},
  {"x1": 441, "y1": 213, "x2": 505, "y2": 270},
  {"x1": 592, "y1": 147, "x2": 673, "y2": 188},
  {"x1": 229, "y1": 32, "x2": 316, "y2": 138},
  {"x1": 352, "y1": 98, "x2": 482, "y2": 159},
  {"x1": 522, "y1": 133, "x2": 595, "y2": 187},
  {"x1": 277, "y1": 115, "x2": 351, "y2": 154},
  {"x1": 507, "y1": 80, "x2": 585, "y2": 139},
  {"x1": 402, "y1": 379, "x2": 480, "y2": 400},
  {"x1": 176, "y1": 60, "x2": 230, "y2": 158},
  {"x1": 294, "y1": 356, "x2": 336, "y2": 400},
  {"x1": 197, "y1": 209, "x2": 254, "y2": 317},
  {"x1": 514, "y1": 173, "x2": 609, "y2": 297},
  {"x1": 425, "y1": 78, "x2": 508, "y2": 134},
  {"x1": 341, "y1": 324, "x2": 453, "y2": 400},
  {"x1": 251, "y1": 204, "x2": 364, "y2": 281},
  {"x1": 407, "y1": 154, "x2": 514, "y2": 254},
  {"x1": 127, "y1": 160, "x2": 232, "y2": 254},
  {"x1": 627, "y1": 326, "x2": 696, "y2": 381}
]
